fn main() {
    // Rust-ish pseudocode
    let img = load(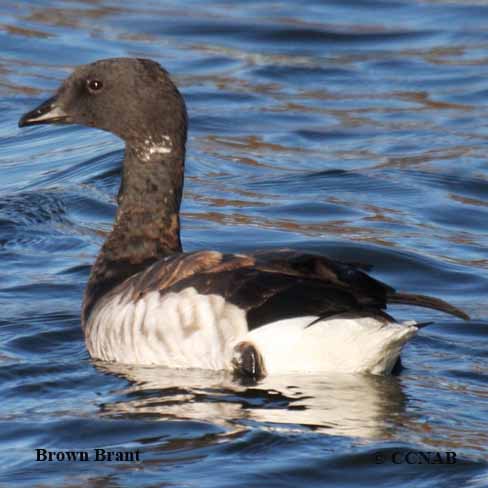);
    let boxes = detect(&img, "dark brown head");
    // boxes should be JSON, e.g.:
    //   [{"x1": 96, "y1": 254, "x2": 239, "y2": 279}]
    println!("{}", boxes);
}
[
  {"x1": 19, "y1": 58, "x2": 187, "y2": 153},
  {"x1": 19, "y1": 59, "x2": 189, "y2": 323}
]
